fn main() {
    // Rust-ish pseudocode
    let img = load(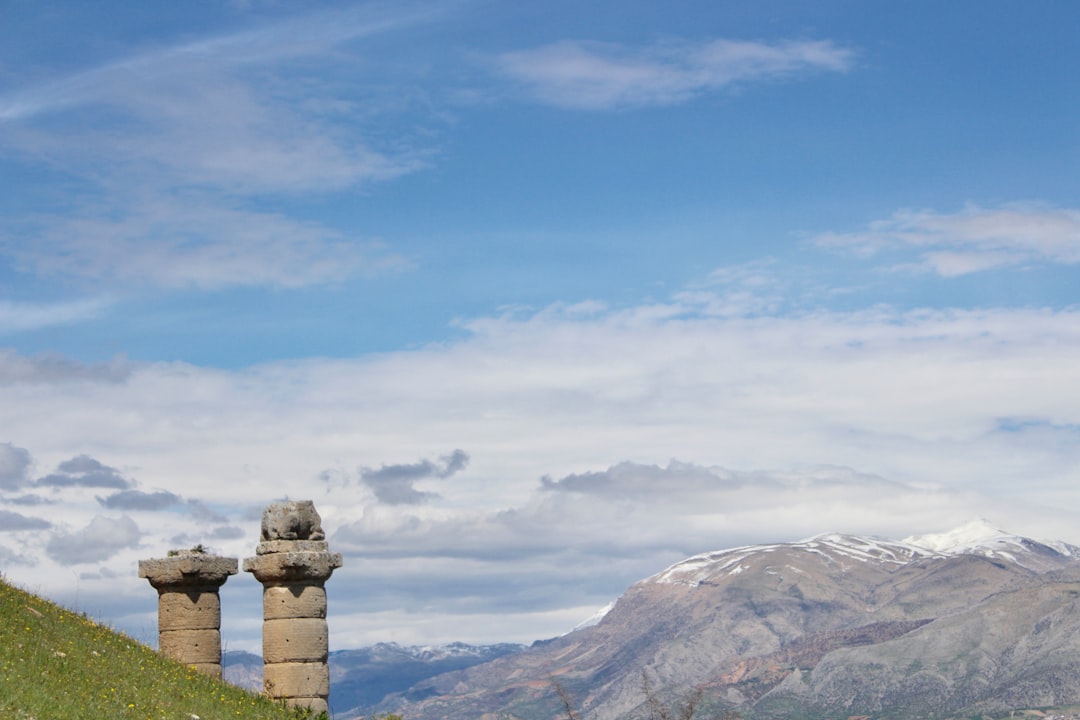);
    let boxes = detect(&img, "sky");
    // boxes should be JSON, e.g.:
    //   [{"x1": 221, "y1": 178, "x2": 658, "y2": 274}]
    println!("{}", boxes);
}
[{"x1": 1, "y1": 0, "x2": 1079, "y2": 653}]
